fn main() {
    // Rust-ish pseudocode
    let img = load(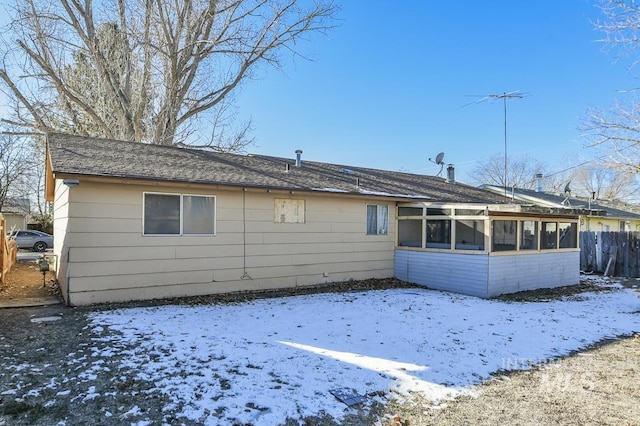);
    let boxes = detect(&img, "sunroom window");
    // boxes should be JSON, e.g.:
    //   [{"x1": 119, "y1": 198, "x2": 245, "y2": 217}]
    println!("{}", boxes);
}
[
  {"x1": 559, "y1": 222, "x2": 577, "y2": 249},
  {"x1": 426, "y1": 219, "x2": 451, "y2": 249},
  {"x1": 492, "y1": 220, "x2": 517, "y2": 251},
  {"x1": 398, "y1": 219, "x2": 422, "y2": 247},
  {"x1": 455, "y1": 220, "x2": 484, "y2": 250},
  {"x1": 541, "y1": 222, "x2": 557, "y2": 249},
  {"x1": 520, "y1": 220, "x2": 538, "y2": 250}
]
